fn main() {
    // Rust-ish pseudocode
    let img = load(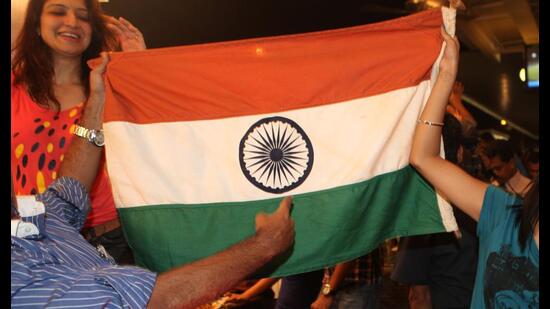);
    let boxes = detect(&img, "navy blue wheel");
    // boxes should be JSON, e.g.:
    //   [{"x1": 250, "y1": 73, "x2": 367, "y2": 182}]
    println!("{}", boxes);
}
[{"x1": 239, "y1": 116, "x2": 314, "y2": 194}]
